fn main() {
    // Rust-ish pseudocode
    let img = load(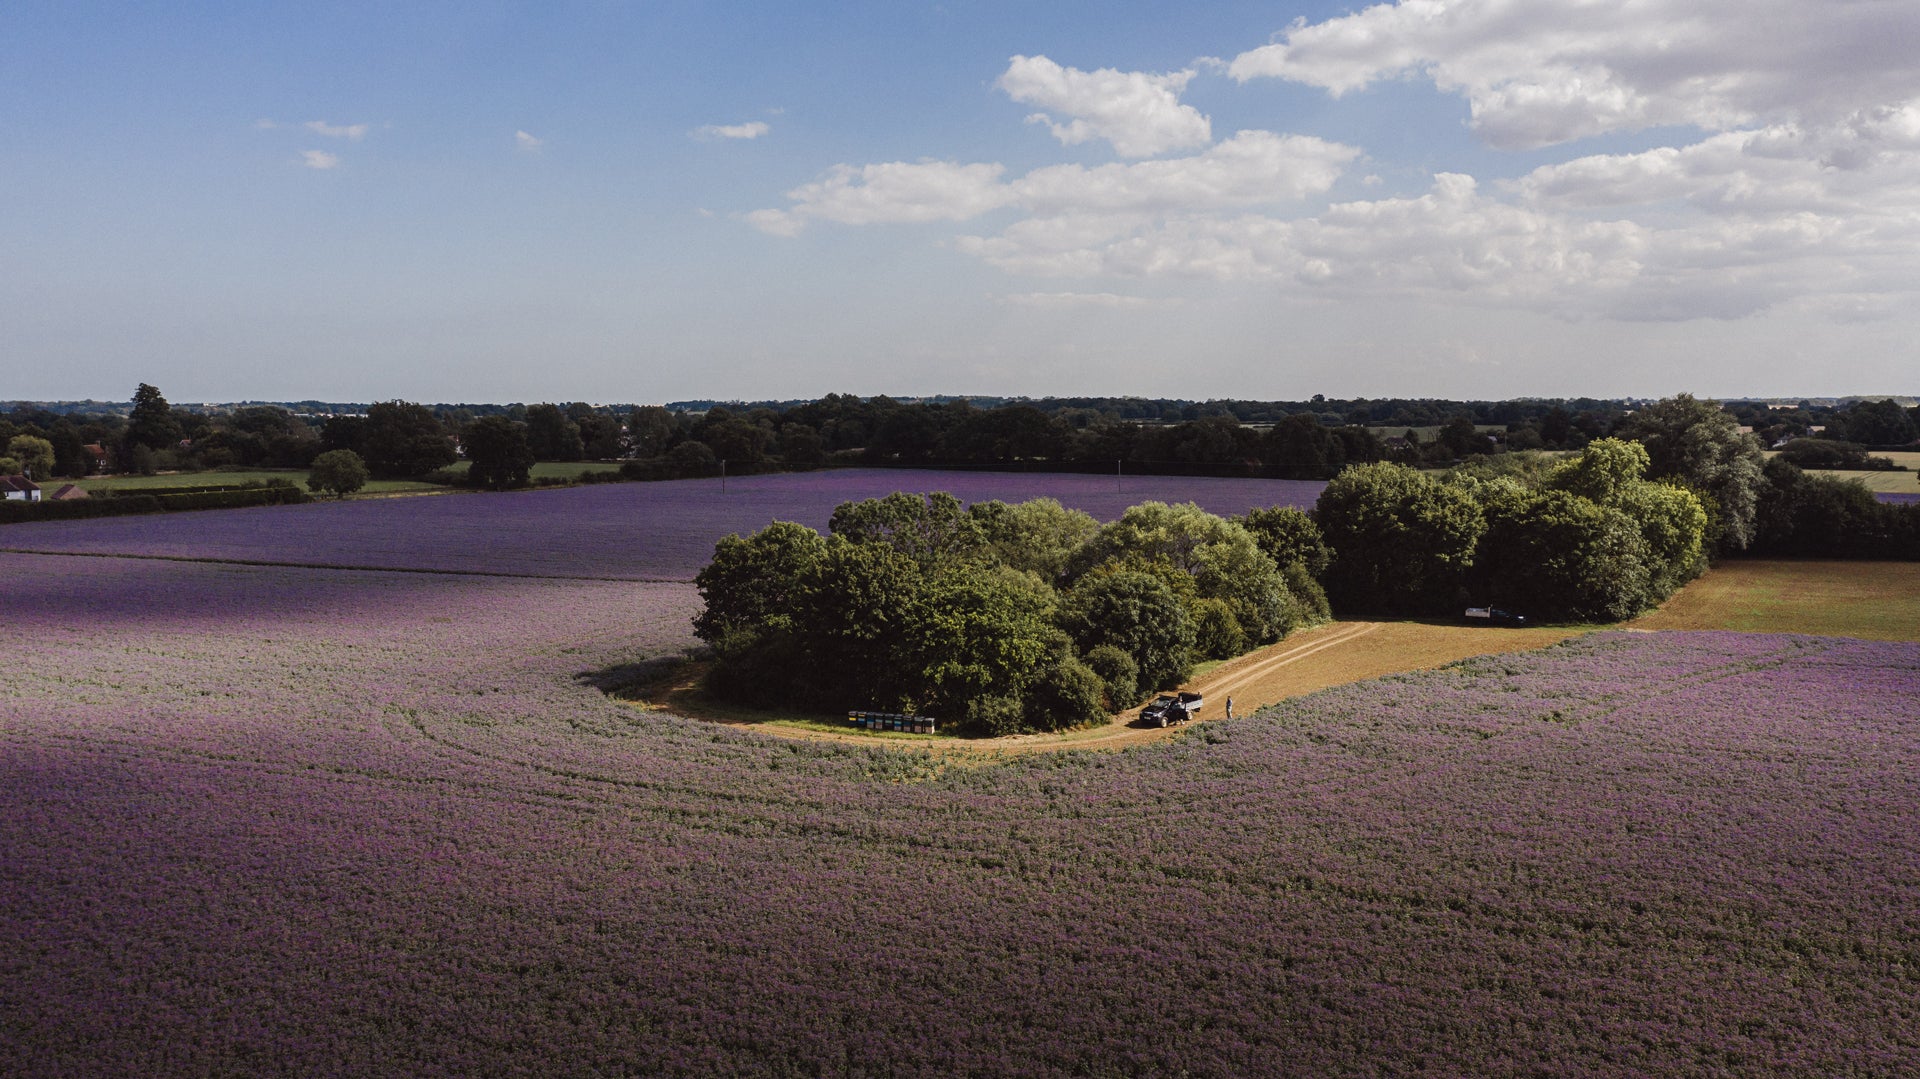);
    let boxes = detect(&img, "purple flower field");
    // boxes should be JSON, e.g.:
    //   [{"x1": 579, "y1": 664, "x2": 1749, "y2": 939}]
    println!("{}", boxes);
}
[
  {"x1": 6, "y1": 543, "x2": 1920, "y2": 1075},
  {"x1": 0, "y1": 469, "x2": 1327, "y2": 580}
]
